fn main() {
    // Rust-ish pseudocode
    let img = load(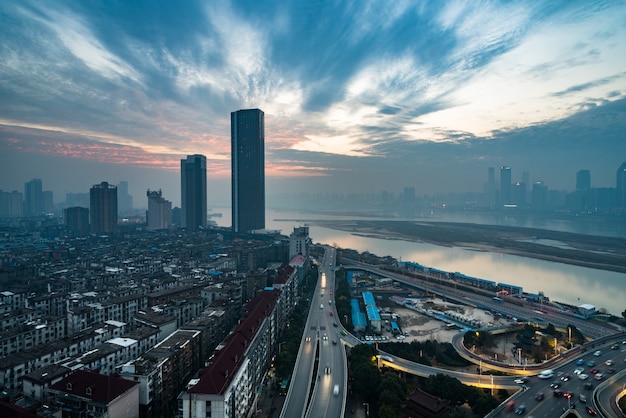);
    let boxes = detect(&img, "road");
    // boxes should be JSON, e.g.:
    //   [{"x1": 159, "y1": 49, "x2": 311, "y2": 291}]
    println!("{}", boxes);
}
[{"x1": 281, "y1": 247, "x2": 346, "y2": 418}]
